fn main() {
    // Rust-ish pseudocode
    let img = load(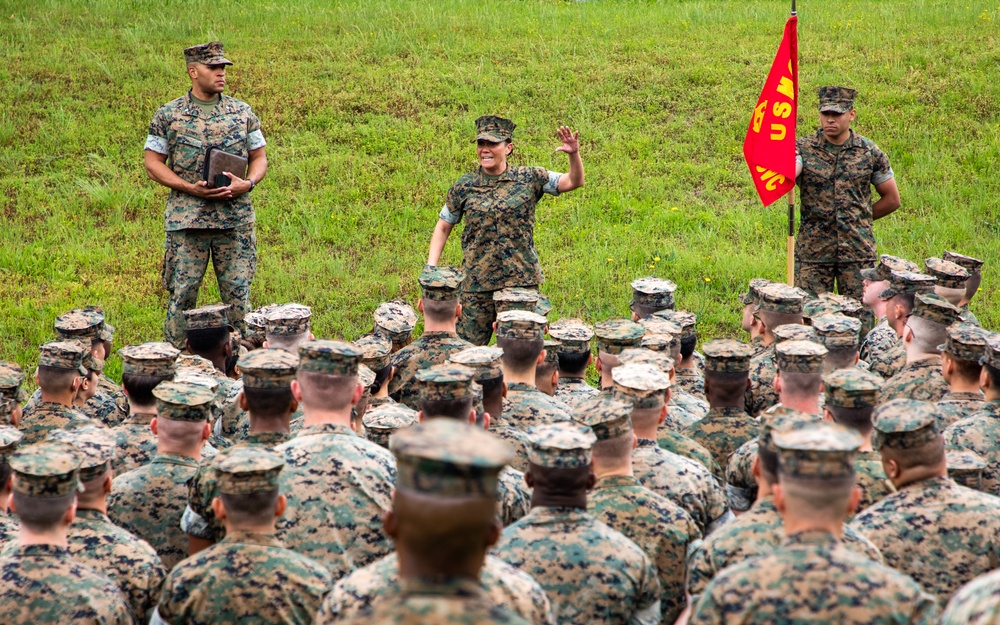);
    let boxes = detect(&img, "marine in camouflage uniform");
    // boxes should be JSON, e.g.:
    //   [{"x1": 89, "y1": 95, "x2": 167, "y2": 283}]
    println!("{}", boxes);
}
[
  {"x1": 690, "y1": 421, "x2": 937, "y2": 625},
  {"x1": 145, "y1": 42, "x2": 267, "y2": 347},
  {"x1": 879, "y1": 293, "x2": 961, "y2": 404},
  {"x1": 389, "y1": 266, "x2": 473, "y2": 408},
  {"x1": 935, "y1": 322, "x2": 988, "y2": 429},
  {"x1": 851, "y1": 399, "x2": 1000, "y2": 606},
  {"x1": 20, "y1": 341, "x2": 100, "y2": 446},
  {"x1": 319, "y1": 554, "x2": 552, "y2": 624},
  {"x1": 493, "y1": 311, "x2": 571, "y2": 429},
  {"x1": 428, "y1": 116, "x2": 583, "y2": 346},
  {"x1": 0, "y1": 426, "x2": 22, "y2": 541},
  {"x1": 493, "y1": 422, "x2": 661, "y2": 625},
  {"x1": 107, "y1": 382, "x2": 215, "y2": 570},
  {"x1": 656, "y1": 427, "x2": 722, "y2": 477},
  {"x1": 683, "y1": 339, "x2": 758, "y2": 469},
  {"x1": 859, "y1": 318, "x2": 906, "y2": 378},
  {"x1": 793, "y1": 87, "x2": 899, "y2": 300},
  {"x1": 574, "y1": 393, "x2": 701, "y2": 624},
  {"x1": 548, "y1": 320, "x2": 599, "y2": 408},
  {"x1": 745, "y1": 284, "x2": 805, "y2": 416},
  {"x1": 0, "y1": 440, "x2": 132, "y2": 625},
  {"x1": 612, "y1": 363, "x2": 731, "y2": 535},
  {"x1": 276, "y1": 340, "x2": 396, "y2": 577},
  {"x1": 944, "y1": 333, "x2": 1000, "y2": 495}
]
